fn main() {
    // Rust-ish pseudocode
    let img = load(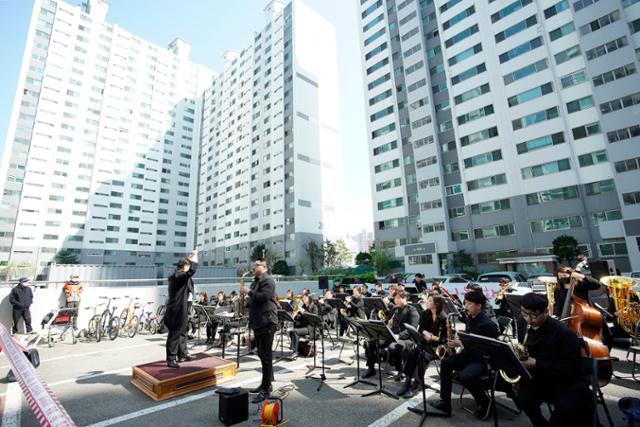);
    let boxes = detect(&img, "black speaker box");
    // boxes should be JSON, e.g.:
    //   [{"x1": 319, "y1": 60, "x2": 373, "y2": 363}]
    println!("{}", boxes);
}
[
  {"x1": 318, "y1": 275, "x2": 329, "y2": 290},
  {"x1": 588, "y1": 260, "x2": 611, "y2": 280},
  {"x1": 218, "y1": 388, "x2": 248, "y2": 426}
]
